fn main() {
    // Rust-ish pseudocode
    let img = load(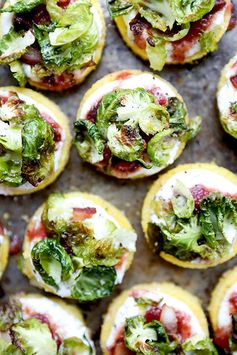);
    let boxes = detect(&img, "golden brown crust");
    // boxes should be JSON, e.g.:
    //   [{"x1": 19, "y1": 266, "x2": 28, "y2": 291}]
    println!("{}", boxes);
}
[
  {"x1": 142, "y1": 163, "x2": 237, "y2": 269},
  {"x1": 100, "y1": 282, "x2": 209, "y2": 354},
  {"x1": 0, "y1": 86, "x2": 71, "y2": 195}
]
